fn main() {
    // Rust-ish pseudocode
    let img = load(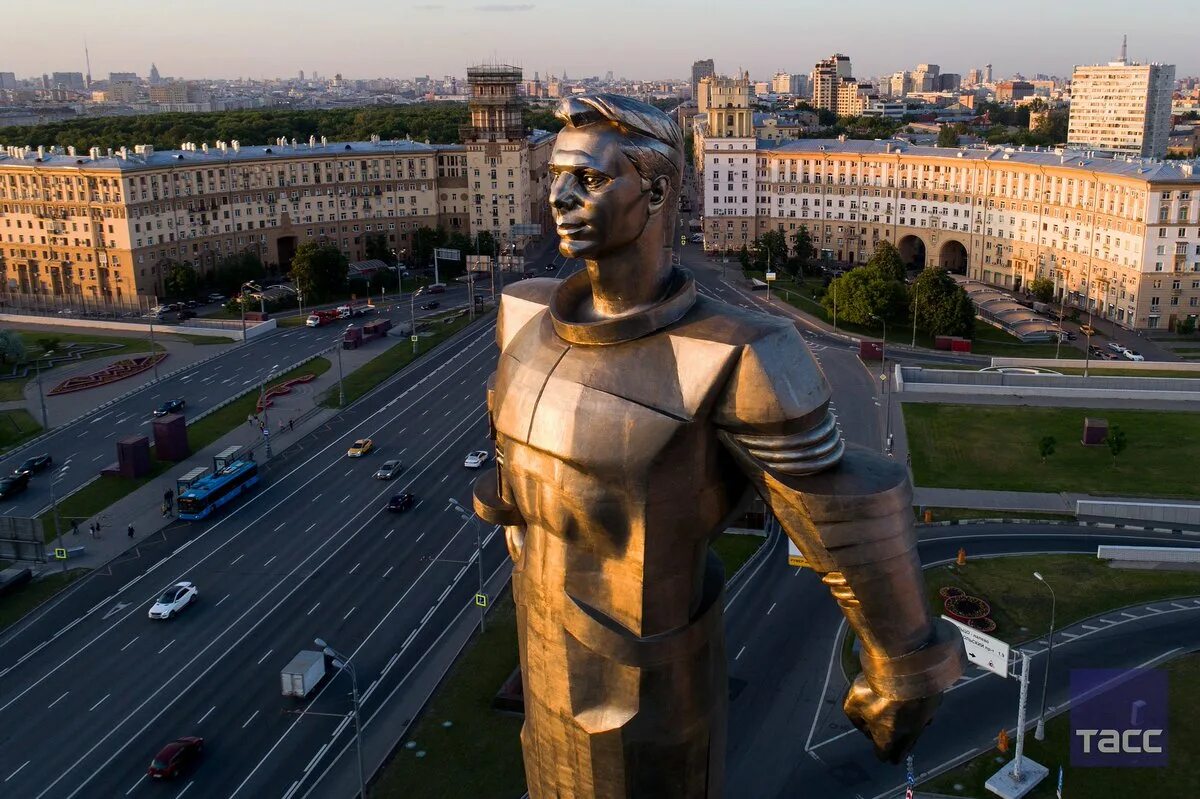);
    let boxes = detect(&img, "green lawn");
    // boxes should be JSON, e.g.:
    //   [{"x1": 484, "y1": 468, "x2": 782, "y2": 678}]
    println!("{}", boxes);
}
[
  {"x1": 915, "y1": 507, "x2": 1076, "y2": 523},
  {"x1": 923, "y1": 653, "x2": 1200, "y2": 798},
  {"x1": 41, "y1": 469, "x2": 170, "y2": 540},
  {"x1": 904, "y1": 404, "x2": 1200, "y2": 498},
  {"x1": 0, "y1": 409, "x2": 41, "y2": 454},
  {"x1": 372, "y1": 534, "x2": 767, "y2": 799},
  {"x1": 0, "y1": 568, "x2": 89, "y2": 634},
  {"x1": 163, "y1": 333, "x2": 232, "y2": 346},
  {"x1": 321, "y1": 313, "x2": 480, "y2": 408}
]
